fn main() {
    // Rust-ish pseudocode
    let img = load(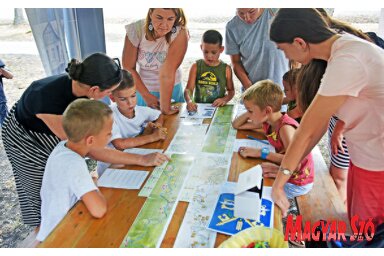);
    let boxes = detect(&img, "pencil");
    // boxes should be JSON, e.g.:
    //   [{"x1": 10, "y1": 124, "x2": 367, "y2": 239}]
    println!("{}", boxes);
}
[{"x1": 246, "y1": 135, "x2": 269, "y2": 145}]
